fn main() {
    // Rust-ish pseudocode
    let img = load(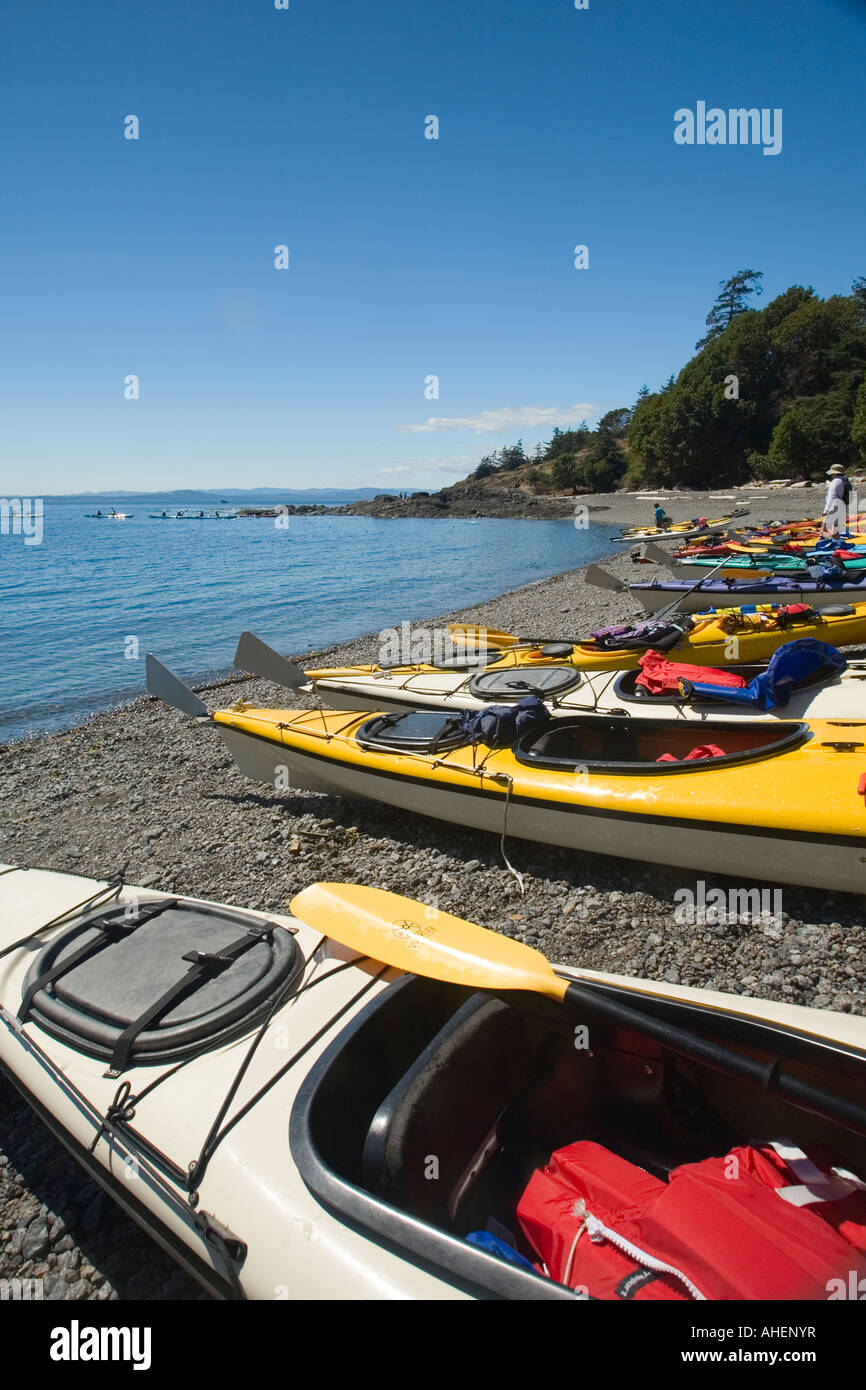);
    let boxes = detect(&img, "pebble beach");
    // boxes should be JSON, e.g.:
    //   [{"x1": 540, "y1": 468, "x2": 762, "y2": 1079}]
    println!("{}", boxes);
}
[{"x1": 2, "y1": 484, "x2": 864, "y2": 1301}]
